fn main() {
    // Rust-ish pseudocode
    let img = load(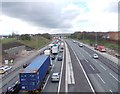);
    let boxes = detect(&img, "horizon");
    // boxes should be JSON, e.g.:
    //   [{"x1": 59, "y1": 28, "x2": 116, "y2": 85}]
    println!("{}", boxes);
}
[{"x1": 0, "y1": 0, "x2": 119, "y2": 35}]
